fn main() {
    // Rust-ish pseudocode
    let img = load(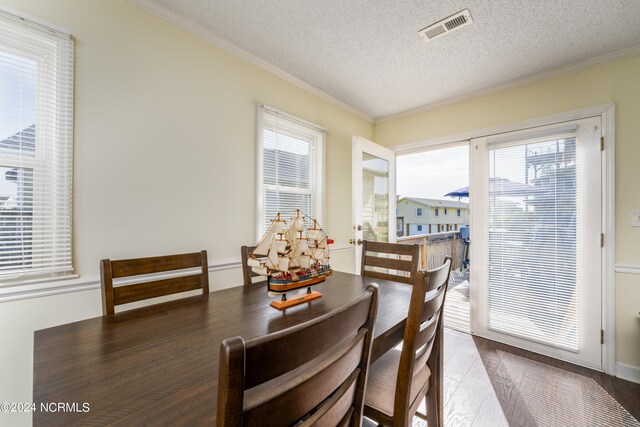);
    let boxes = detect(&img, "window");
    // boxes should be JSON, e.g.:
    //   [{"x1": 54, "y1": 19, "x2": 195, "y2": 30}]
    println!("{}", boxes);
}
[
  {"x1": 434, "y1": 208, "x2": 439, "y2": 216},
  {"x1": 257, "y1": 106, "x2": 325, "y2": 236},
  {"x1": 444, "y1": 208, "x2": 448, "y2": 215},
  {"x1": 416, "y1": 207, "x2": 423, "y2": 217},
  {"x1": 457, "y1": 209, "x2": 461, "y2": 217},
  {"x1": 417, "y1": 225, "x2": 422, "y2": 232},
  {"x1": 0, "y1": 10, "x2": 74, "y2": 282}
]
